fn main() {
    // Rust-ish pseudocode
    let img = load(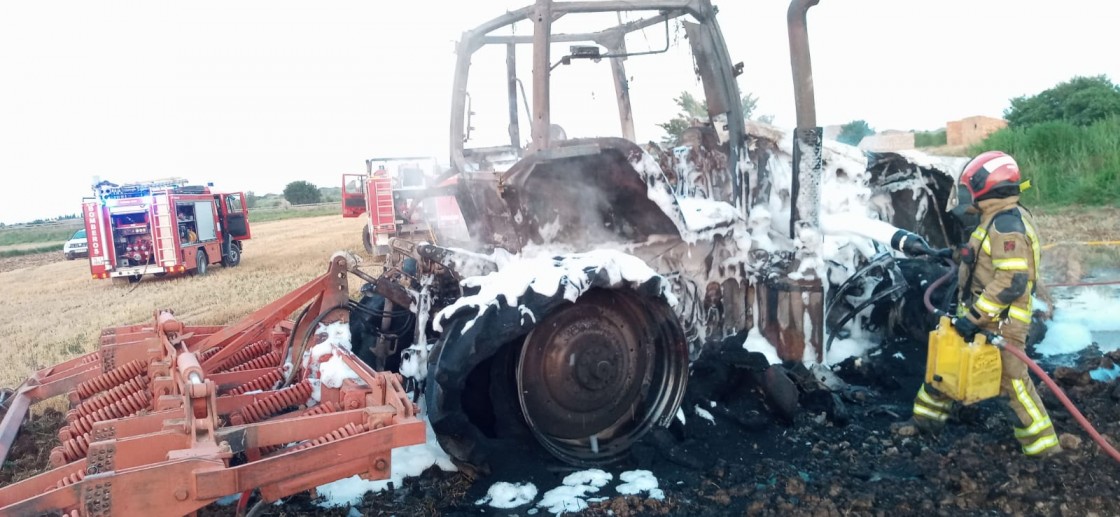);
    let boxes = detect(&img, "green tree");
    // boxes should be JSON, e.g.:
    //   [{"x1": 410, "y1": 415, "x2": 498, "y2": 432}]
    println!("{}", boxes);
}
[
  {"x1": 1006, "y1": 75, "x2": 1120, "y2": 128},
  {"x1": 282, "y1": 181, "x2": 322, "y2": 205},
  {"x1": 658, "y1": 91, "x2": 771, "y2": 146},
  {"x1": 837, "y1": 120, "x2": 875, "y2": 146},
  {"x1": 245, "y1": 191, "x2": 259, "y2": 209}
]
